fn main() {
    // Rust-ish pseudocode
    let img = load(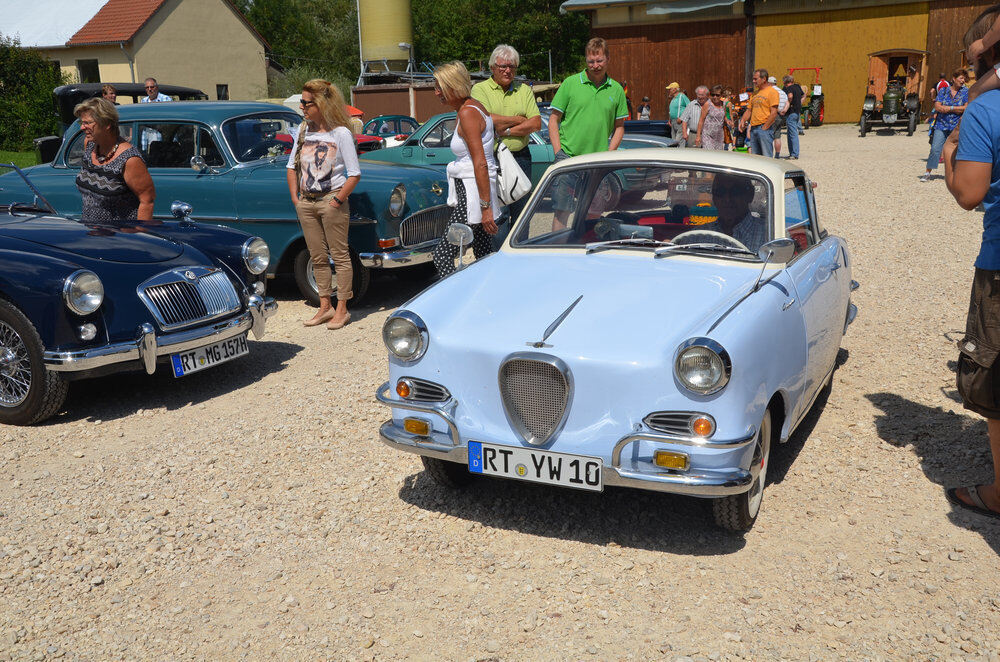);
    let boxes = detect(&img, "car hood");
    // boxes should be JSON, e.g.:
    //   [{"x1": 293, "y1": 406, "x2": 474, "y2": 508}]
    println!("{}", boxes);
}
[
  {"x1": 407, "y1": 250, "x2": 762, "y2": 361},
  {"x1": 0, "y1": 215, "x2": 185, "y2": 263}
]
